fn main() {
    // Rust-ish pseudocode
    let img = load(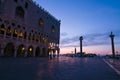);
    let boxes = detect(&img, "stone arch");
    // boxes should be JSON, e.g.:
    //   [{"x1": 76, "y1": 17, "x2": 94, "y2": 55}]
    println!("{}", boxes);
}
[
  {"x1": 17, "y1": 44, "x2": 25, "y2": 57},
  {"x1": 35, "y1": 47, "x2": 40, "y2": 57},
  {"x1": 13, "y1": 28, "x2": 18, "y2": 37},
  {"x1": 4, "y1": 42, "x2": 14, "y2": 57},
  {"x1": 18, "y1": 30, "x2": 23, "y2": 38},
  {"x1": 0, "y1": 24, "x2": 6, "y2": 34},
  {"x1": 32, "y1": 34, "x2": 35, "y2": 40},
  {"x1": 41, "y1": 47, "x2": 46, "y2": 57},
  {"x1": 27, "y1": 45, "x2": 34, "y2": 57},
  {"x1": 15, "y1": 6, "x2": 25, "y2": 18},
  {"x1": 36, "y1": 35, "x2": 39, "y2": 42}
]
